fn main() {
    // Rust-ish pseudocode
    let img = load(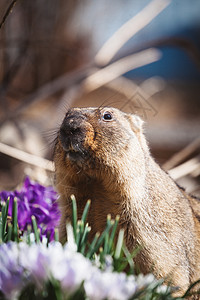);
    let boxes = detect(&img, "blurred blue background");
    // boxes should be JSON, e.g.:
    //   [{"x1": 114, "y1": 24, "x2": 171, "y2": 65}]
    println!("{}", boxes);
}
[{"x1": 72, "y1": 0, "x2": 200, "y2": 81}]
